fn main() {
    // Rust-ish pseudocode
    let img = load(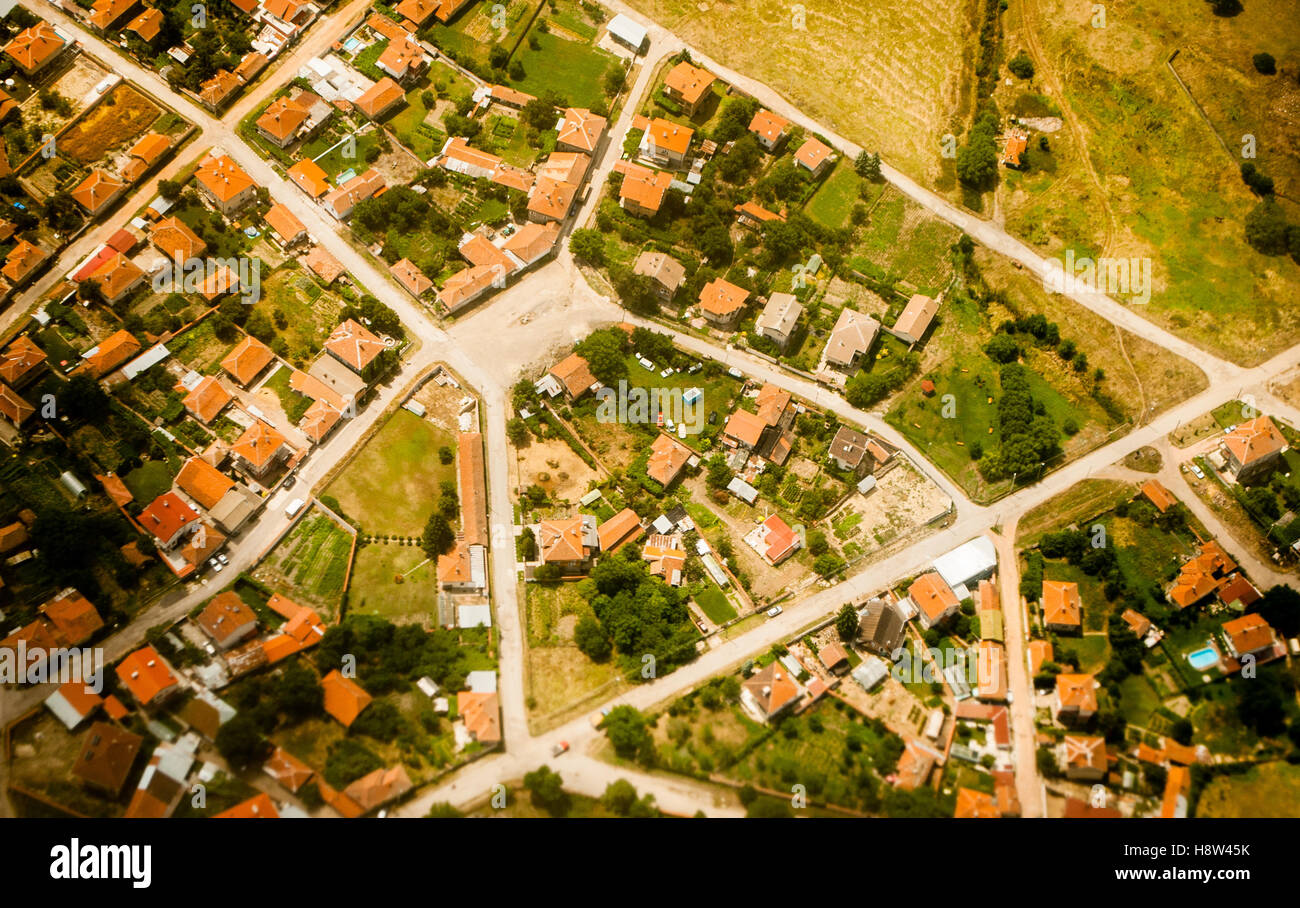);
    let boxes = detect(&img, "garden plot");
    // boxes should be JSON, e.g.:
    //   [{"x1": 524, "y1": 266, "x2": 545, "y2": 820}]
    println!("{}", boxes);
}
[
  {"x1": 252, "y1": 507, "x2": 355, "y2": 621},
  {"x1": 826, "y1": 461, "x2": 951, "y2": 560}
]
